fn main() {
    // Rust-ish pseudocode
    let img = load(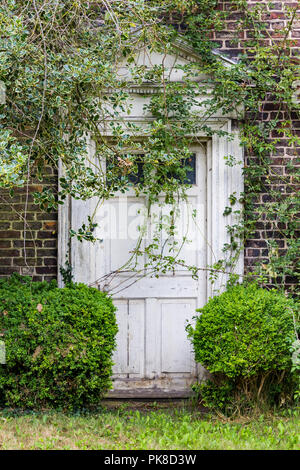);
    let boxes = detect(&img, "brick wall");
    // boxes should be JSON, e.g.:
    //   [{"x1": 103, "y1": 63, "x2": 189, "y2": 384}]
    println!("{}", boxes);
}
[
  {"x1": 243, "y1": 120, "x2": 299, "y2": 290},
  {"x1": 0, "y1": 166, "x2": 58, "y2": 281},
  {"x1": 213, "y1": 0, "x2": 300, "y2": 290},
  {"x1": 212, "y1": 1, "x2": 300, "y2": 58}
]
